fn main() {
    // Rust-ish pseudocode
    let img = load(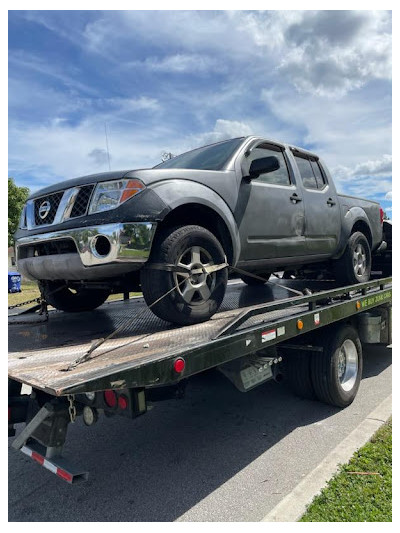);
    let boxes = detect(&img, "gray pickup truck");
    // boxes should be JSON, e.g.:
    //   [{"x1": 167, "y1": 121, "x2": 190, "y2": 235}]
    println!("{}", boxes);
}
[{"x1": 15, "y1": 136, "x2": 384, "y2": 325}]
